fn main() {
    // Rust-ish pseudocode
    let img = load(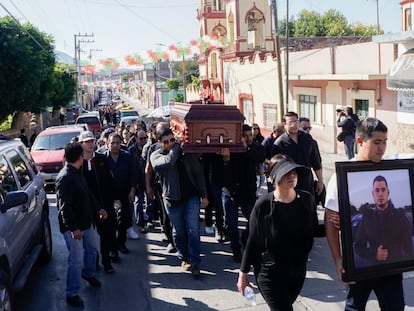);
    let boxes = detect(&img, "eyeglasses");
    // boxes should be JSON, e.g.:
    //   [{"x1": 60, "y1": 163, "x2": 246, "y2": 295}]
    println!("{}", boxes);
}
[
  {"x1": 139, "y1": 137, "x2": 148, "y2": 141},
  {"x1": 302, "y1": 126, "x2": 312, "y2": 131},
  {"x1": 162, "y1": 137, "x2": 176, "y2": 144}
]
